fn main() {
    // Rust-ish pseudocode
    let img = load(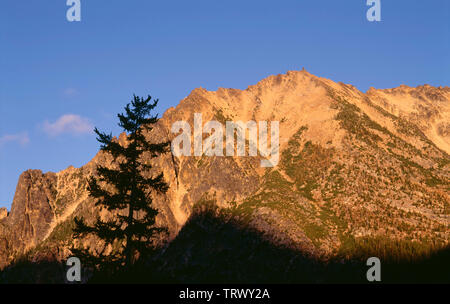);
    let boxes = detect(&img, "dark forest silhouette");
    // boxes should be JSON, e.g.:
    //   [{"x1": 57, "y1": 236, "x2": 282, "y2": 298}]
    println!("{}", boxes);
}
[{"x1": 1, "y1": 204, "x2": 449, "y2": 284}]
